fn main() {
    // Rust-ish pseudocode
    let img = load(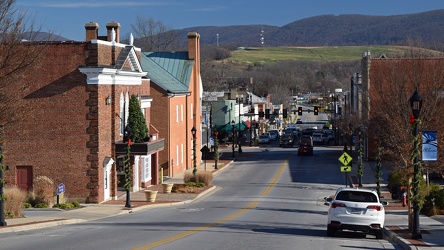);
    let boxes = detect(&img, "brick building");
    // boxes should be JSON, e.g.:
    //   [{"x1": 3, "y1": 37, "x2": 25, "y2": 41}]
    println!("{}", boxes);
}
[
  {"x1": 2, "y1": 22, "x2": 165, "y2": 203},
  {"x1": 141, "y1": 32, "x2": 202, "y2": 177},
  {"x1": 352, "y1": 52, "x2": 444, "y2": 160}
]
